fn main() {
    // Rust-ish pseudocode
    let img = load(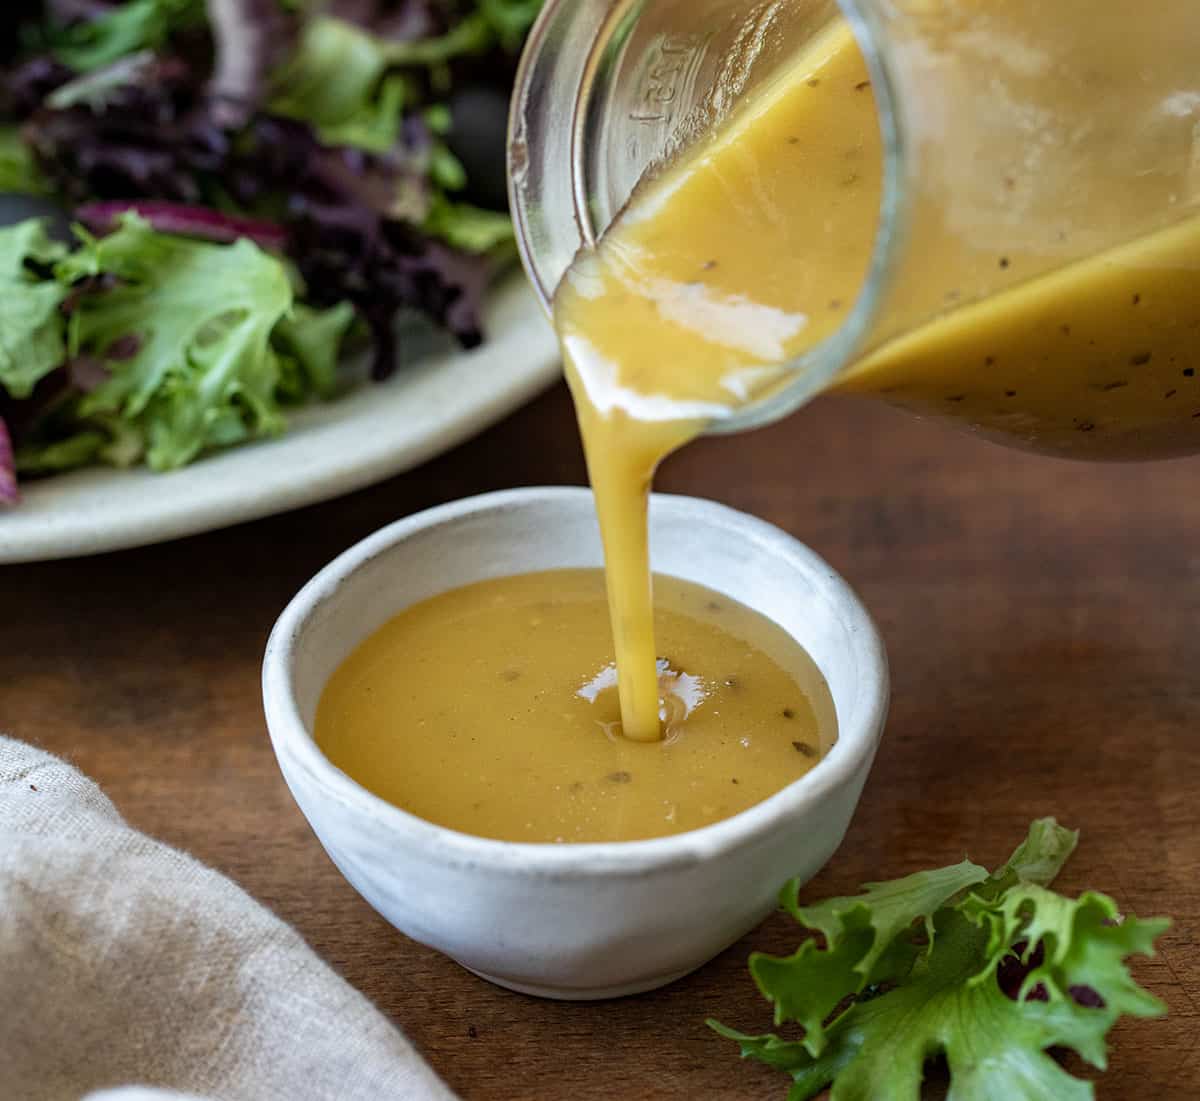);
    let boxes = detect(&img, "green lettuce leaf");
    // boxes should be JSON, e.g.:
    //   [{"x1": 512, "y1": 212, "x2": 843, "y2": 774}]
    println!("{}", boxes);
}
[
  {"x1": 0, "y1": 129, "x2": 48, "y2": 196},
  {"x1": 751, "y1": 858, "x2": 988, "y2": 1054},
  {"x1": 710, "y1": 819, "x2": 1169, "y2": 1101},
  {"x1": 979, "y1": 816, "x2": 1079, "y2": 898},
  {"x1": 269, "y1": 17, "x2": 412, "y2": 154},
  {"x1": 59, "y1": 213, "x2": 293, "y2": 471},
  {"x1": 271, "y1": 301, "x2": 357, "y2": 400},
  {"x1": 15, "y1": 429, "x2": 107, "y2": 474},
  {"x1": 268, "y1": 9, "x2": 535, "y2": 154},
  {"x1": 0, "y1": 220, "x2": 68, "y2": 400},
  {"x1": 49, "y1": 0, "x2": 206, "y2": 72},
  {"x1": 476, "y1": 0, "x2": 545, "y2": 51},
  {"x1": 424, "y1": 195, "x2": 515, "y2": 254}
]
